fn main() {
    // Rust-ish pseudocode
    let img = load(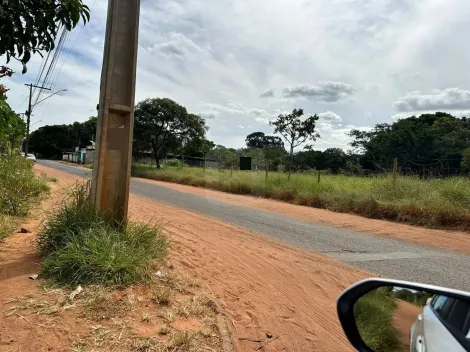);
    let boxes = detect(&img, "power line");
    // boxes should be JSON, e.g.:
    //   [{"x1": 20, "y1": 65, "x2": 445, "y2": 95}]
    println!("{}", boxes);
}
[
  {"x1": 33, "y1": 28, "x2": 68, "y2": 106},
  {"x1": 36, "y1": 0, "x2": 98, "y2": 123}
]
